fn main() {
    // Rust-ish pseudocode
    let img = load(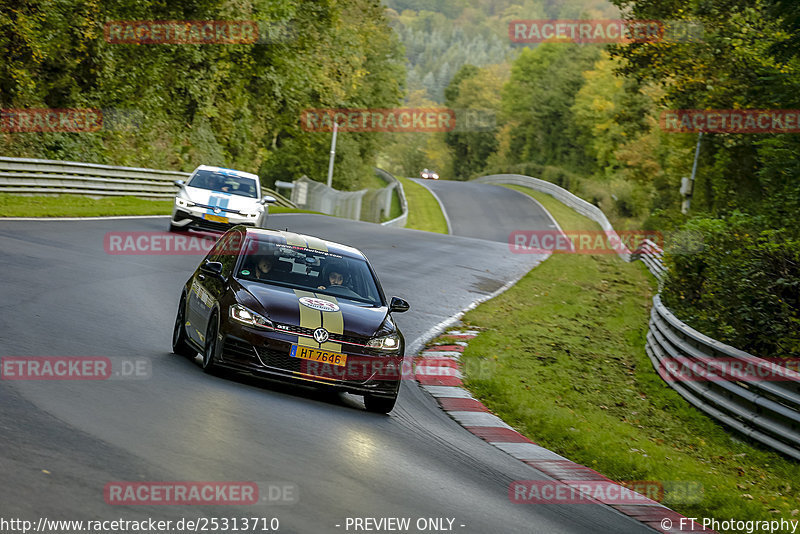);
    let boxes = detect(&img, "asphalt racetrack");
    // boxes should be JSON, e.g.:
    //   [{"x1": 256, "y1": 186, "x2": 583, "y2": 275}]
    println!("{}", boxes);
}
[{"x1": 0, "y1": 182, "x2": 653, "y2": 533}]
